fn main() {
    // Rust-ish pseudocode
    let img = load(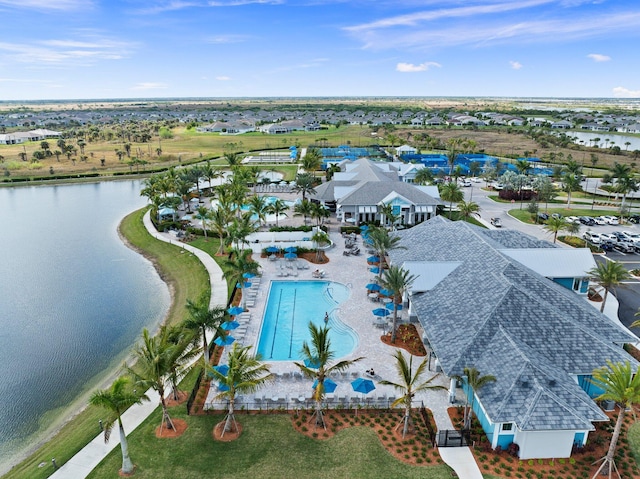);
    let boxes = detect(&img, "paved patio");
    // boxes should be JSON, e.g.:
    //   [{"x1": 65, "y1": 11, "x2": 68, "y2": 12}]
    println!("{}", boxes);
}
[{"x1": 205, "y1": 226, "x2": 460, "y2": 432}]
